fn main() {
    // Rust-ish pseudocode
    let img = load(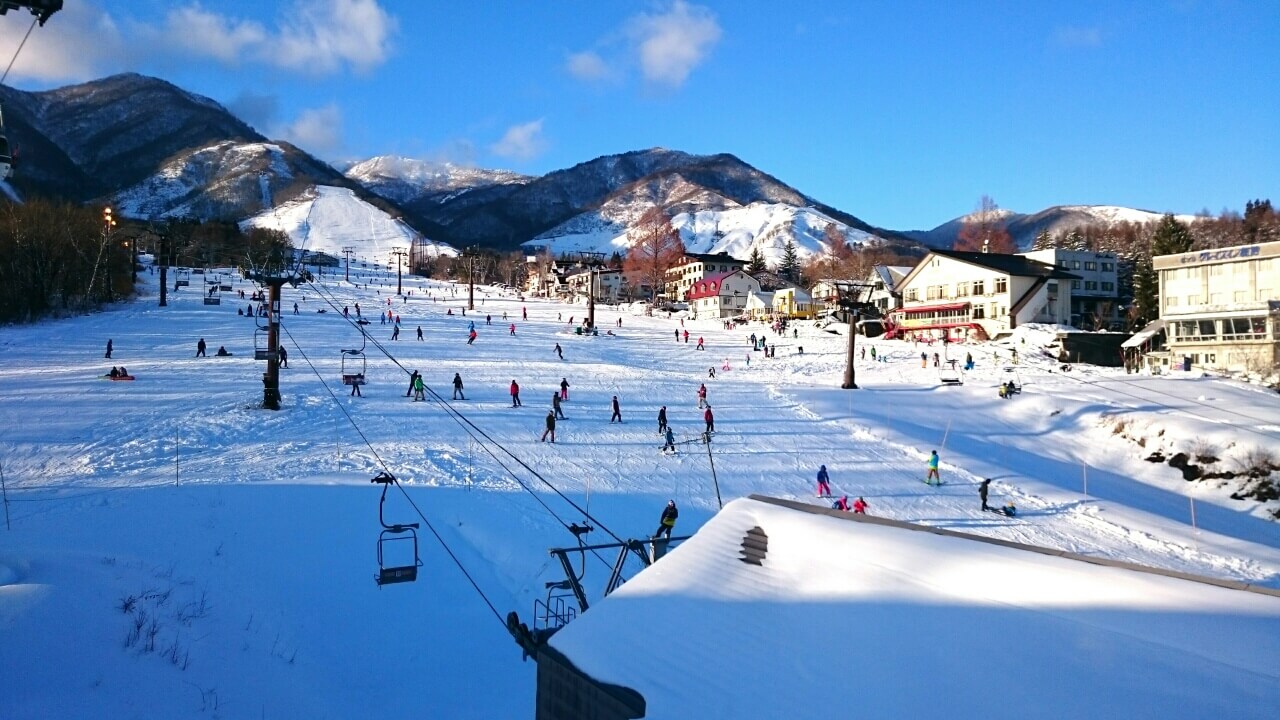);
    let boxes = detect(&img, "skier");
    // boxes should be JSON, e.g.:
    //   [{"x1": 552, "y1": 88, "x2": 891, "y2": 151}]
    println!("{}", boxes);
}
[
  {"x1": 417, "y1": 326, "x2": 424, "y2": 341},
  {"x1": 697, "y1": 383, "x2": 707, "y2": 409},
  {"x1": 553, "y1": 392, "x2": 565, "y2": 419},
  {"x1": 683, "y1": 329, "x2": 689, "y2": 343},
  {"x1": 522, "y1": 306, "x2": 527, "y2": 321},
  {"x1": 657, "y1": 405, "x2": 668, "y2": 434},
  {"x1": 920, "y1": 351, "x2": 927, "y2": 368},
  {"x1": 105, "y1": 339, "x2": 113, "y2": 359},
  {"x1": 610, "y1": 395, "x2": 622, "y2": 423},
  {"x1": 662, "y1": 426, "x2": 676, "y2": 453},
  {"x1": 932, "y1": 352, "x2": 939, "y2": 368},
  {"x1": 541, "y1": 410, "x2": 556, "y2": 443},
  {"x1": 554, "y1": 343, "x2": 563, "y2": 359},
  {"x1": 708, "y1": 367, "x2": 716, "y2": 379},
  {"x1": 816, "y1": 465, "x2": 832, "y2": 498},
  {"x1": 870, "y1": 346, "x2": 877, "y2": 360},
  {"x1": 926, "y1": 450, "x2": 941, "y2": 485},
  {"x1": 964, "y1": 352, "x2": 973, "y2": 371},
  {"x1": 833, "y1": 495, "x2": 851, "y2": 511},
  {"x1": 452, "y1": 372, "x2": 465, "y2": 400},
  {"x1": 560, "y1": 378, "x2": 570, "y2": 401},
  {"x1": 703, "y1": 404, "x2": 715, "y2": 434},
  {"x1": 294, "y1": 302, "x2": 300, "y2": 315},
  {"x1": 979, "y1": 478, "x2": 991, "y2": 511},
  {"x1": 467, "y1": 329, "x2": 477, "y2": 345},
  {"x1": 278, "y1": 345, "x2": 288, "y2": 368},
  {"x1": 412, "y1": 374, "x2": 426, "y2": 401},
  {"x1": 407, "y1": 370, "x2": 422, "y2": 397},
  {"x1": 196, "y1": 338, "x2": 206, "y2": 357},
  {"x1": 653, "y1": 500, "x2": 678, "y2": 539},
  {"x1": 696, "y1": 336, "x2": 704, "y2": 350},
  {"x1": 674, "y1": 329, "x2": 680, "y2": 342},
  {"x1": 852, "y1": 497, "x2": 868, "y2": 514},
  {"x1": 468, "y1": 320, "x2": 475, "y2": 332},
  {"x1": 486, "y1": 314, "x2": 492, "y2": 326},
  {"x1": 391, "y1": 325, "x2": 400, "y2": 341},
  {"x1": 510, "y1": 380, "x2": 522, "y2": 407},
  {"x1": 350, "y1": 376, "x2": 362, "y2": 397},
  {"x1": 510, "y1": 323, "x2": 517, "y2": 336}
]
